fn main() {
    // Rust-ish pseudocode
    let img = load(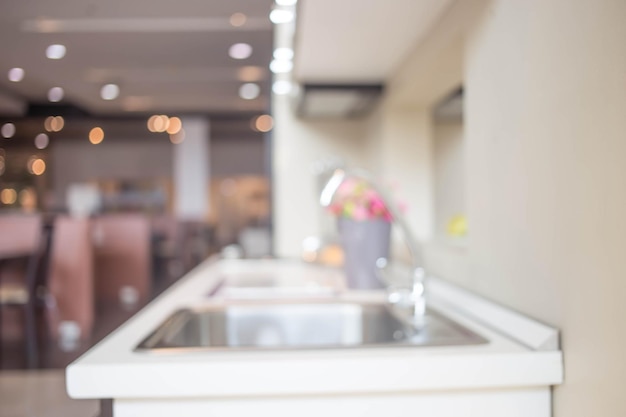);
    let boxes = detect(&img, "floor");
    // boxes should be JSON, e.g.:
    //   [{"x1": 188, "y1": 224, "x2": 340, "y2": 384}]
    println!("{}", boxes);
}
[
  {"x1": 0, "y1": 370, "x2": 99, "y2": 417},
  {"x1": 0, "y1": 264, "x2": 186, "y2": 417}
]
